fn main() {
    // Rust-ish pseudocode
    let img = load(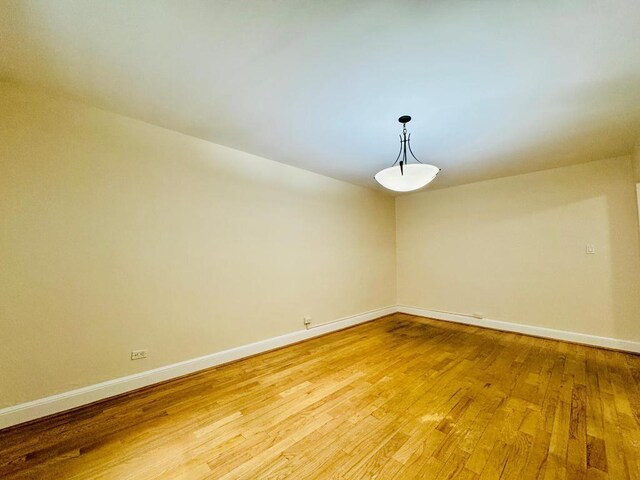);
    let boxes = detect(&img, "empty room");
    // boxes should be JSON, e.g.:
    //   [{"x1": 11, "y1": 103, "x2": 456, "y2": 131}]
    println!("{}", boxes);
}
[{"x1": 2, "y1": 1, "x2": 640, "y2": 479}]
